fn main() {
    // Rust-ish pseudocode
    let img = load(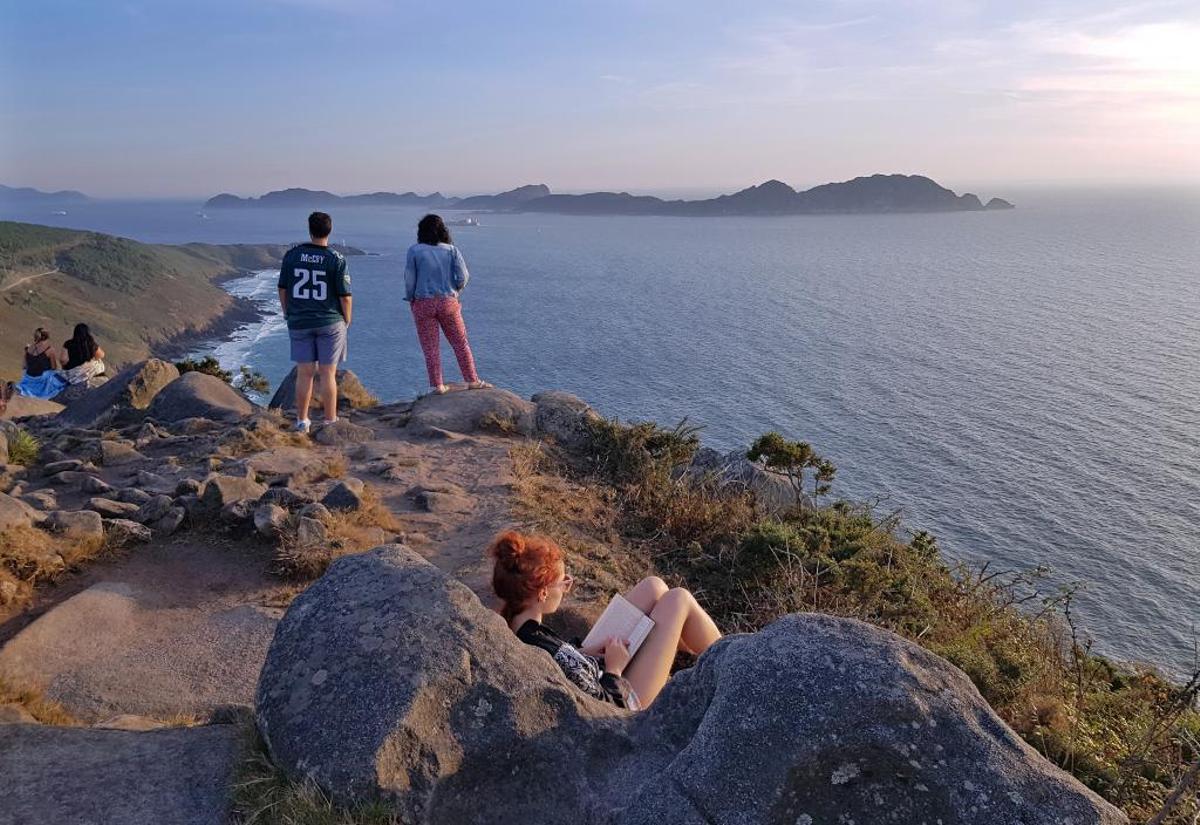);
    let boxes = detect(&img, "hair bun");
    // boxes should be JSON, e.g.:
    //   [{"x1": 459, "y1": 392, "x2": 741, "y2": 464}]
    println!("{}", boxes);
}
[{"x1": 489, "y1": 530, "x2": 526, "y2": 564}]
